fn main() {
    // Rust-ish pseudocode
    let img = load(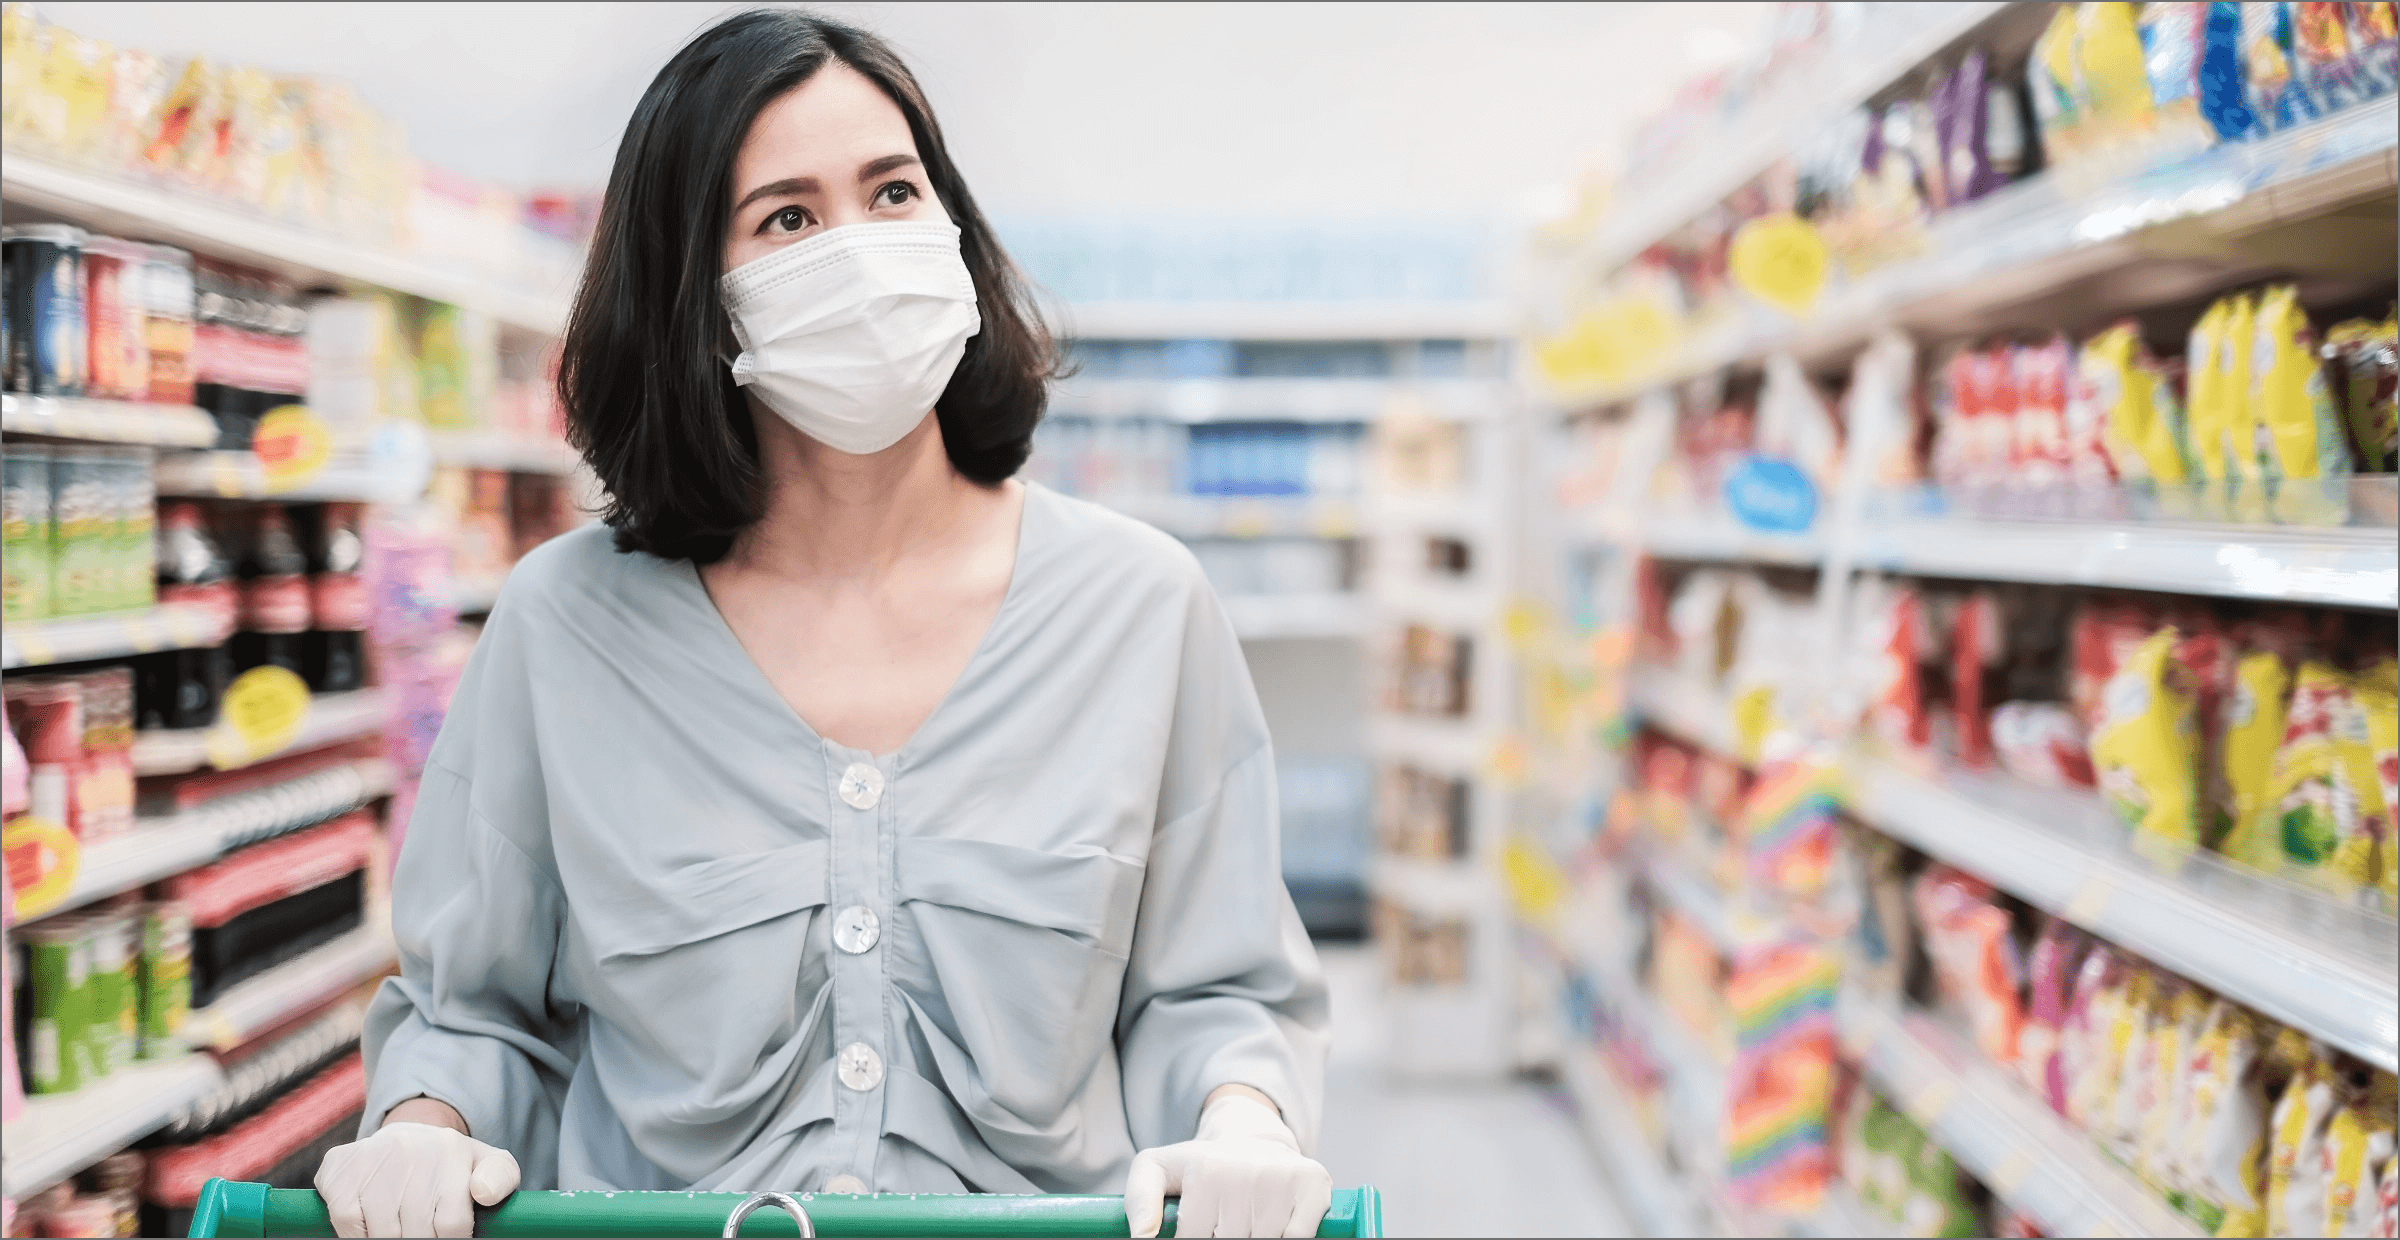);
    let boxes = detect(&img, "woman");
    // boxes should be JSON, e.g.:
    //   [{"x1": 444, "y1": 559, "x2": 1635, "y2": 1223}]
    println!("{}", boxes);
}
[{"x1": 315, "y1": 10, "x2": 1330, "y2": 1238}]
